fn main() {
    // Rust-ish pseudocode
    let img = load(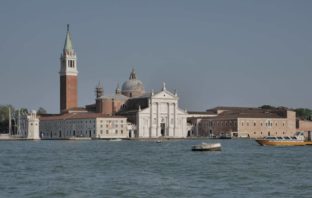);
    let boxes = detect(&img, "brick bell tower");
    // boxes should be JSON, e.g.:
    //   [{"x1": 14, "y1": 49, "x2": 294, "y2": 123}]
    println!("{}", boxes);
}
[{"x1": 59, "y1": 24, "x2": 78, "y2": 113}]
